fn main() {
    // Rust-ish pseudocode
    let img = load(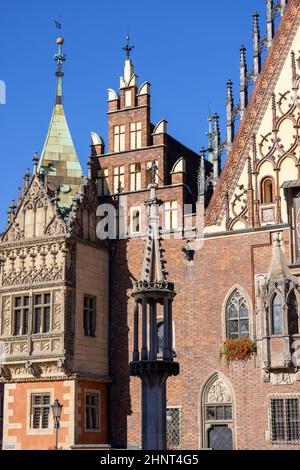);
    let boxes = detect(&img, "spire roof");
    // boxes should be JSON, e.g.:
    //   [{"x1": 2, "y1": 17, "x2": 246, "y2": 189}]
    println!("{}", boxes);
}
[
  {"x1": 38, "y1": 37, "x2": 83, "y2": 209},
  {"x1": 140, "y1": 177, "x2": 165, "y2": 284},
  {"x1": 268, "y1": 233, "x2": 297, "y2": 283}
]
